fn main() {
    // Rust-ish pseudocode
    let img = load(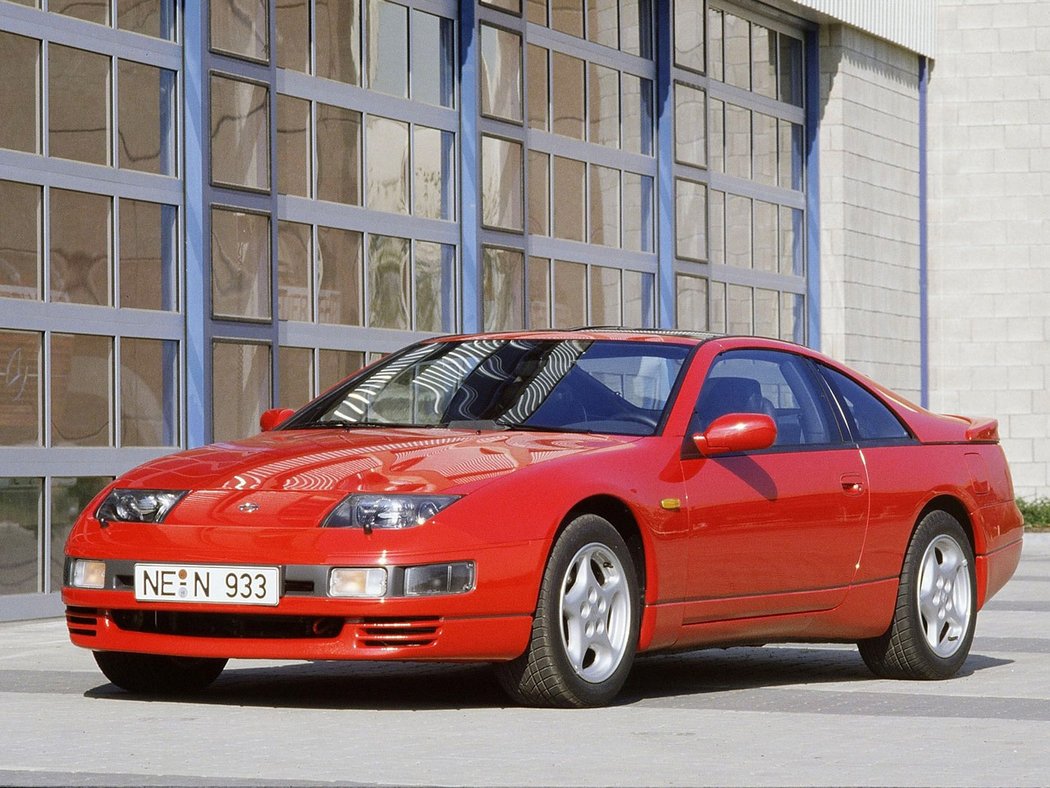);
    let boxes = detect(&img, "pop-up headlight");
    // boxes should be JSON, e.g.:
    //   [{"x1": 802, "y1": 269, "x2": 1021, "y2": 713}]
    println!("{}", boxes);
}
[
  {"x1": 95, "y1": 489, "x2": 187, "y2": 524},
  {"x1": 322, "y1": 494, "x2": 460, "y2": 533}
]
